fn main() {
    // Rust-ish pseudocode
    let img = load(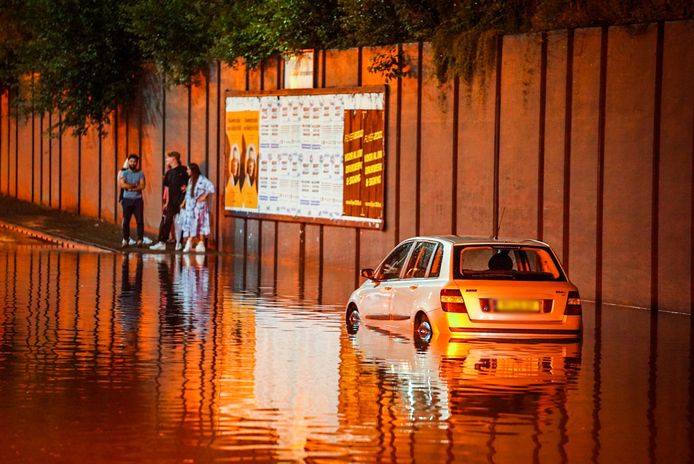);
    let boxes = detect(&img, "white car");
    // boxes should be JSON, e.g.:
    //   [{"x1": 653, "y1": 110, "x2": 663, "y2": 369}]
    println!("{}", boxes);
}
[{"x1": 346, "y1": 236, "x2": 582, "y2": 343}]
